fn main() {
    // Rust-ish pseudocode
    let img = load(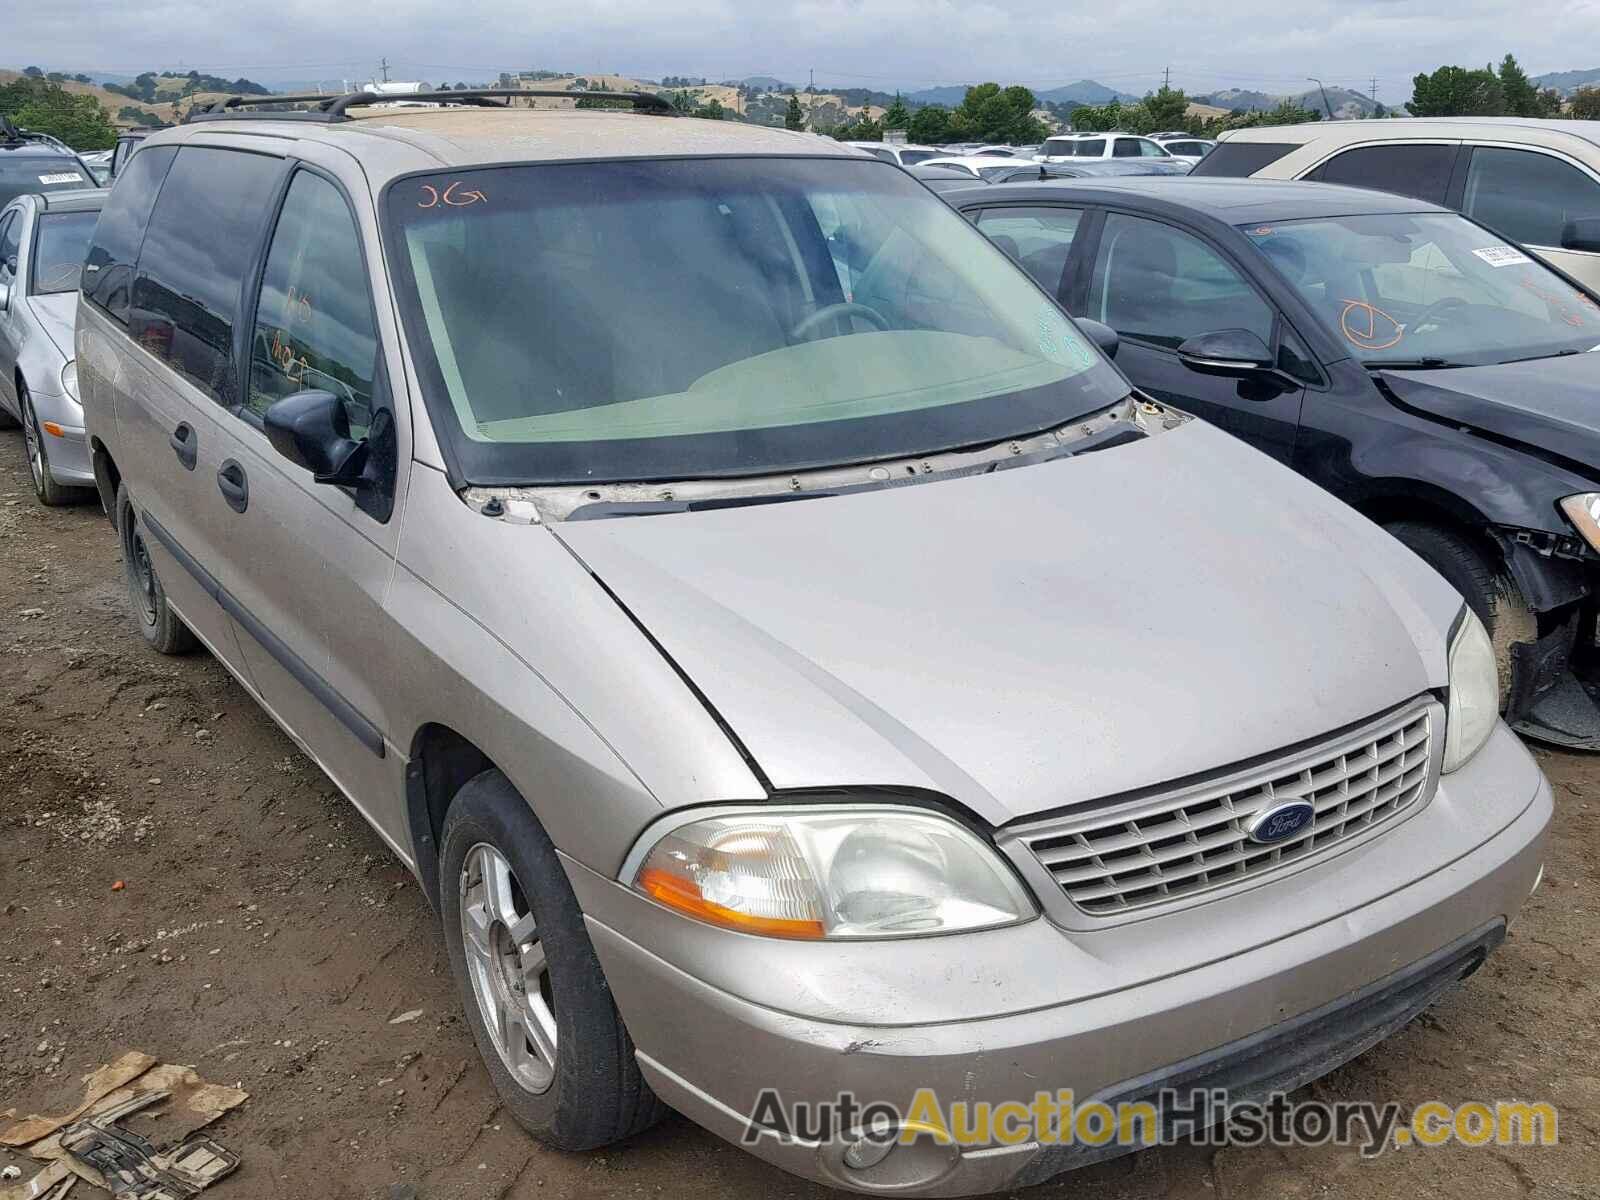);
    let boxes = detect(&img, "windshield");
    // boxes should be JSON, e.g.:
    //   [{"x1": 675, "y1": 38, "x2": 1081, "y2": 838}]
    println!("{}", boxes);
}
[
  {"x1": 899, "y1": 150, "x2": 938, "y2": 166},
  {"x1": 0, "y1": 157, "x2": 93, "y2": 209},
  {"x1": 385, "y1": 157, "x2": 1125, "y2": 485},
  {"x1": 31, "y1": 210, "x2": 99, "y2": 294},
  {"x1": 1243, "y1": 212, "x2": 1600, "y2": 366}
]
